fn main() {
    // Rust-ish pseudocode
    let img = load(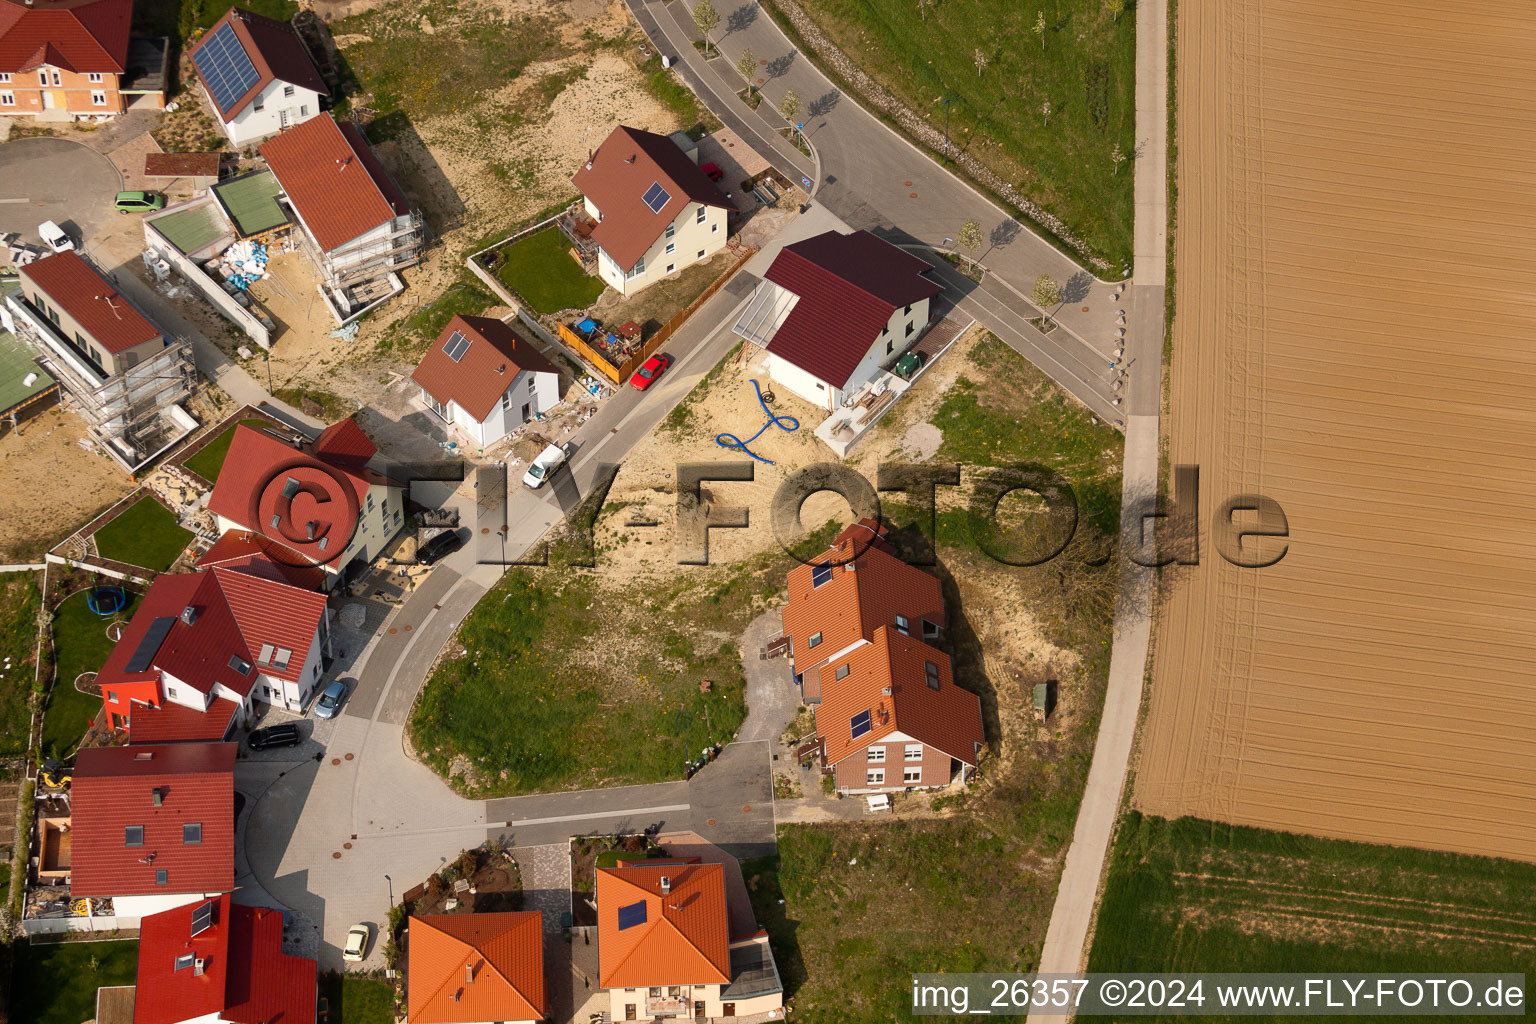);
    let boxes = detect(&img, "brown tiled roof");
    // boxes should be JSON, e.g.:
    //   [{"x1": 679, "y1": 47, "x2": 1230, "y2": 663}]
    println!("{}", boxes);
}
[
  {"x1": 407, "y1": 913, "x2": 544, "y2": 1023},
  {"x1": 189, "y1": 7, "x2": 326, "y2": 119},
  {"x1": 780, "y1": 534, "x2": 945, "y2": 671},
  {"x1": 309, "y1": 416, "x2": 376, "y2": 468},
  {"x1": 572, "y1": 125, "x2": 731, "y2": 272},
  {"x1": 814, "y1": 626, "x2": 983, "y2": 768},
  {"x1": 260, "y1": 115, "x2": 410, "y2": 252},
  {"x1": 0, "y1": 0, "x2": 131, "y2": 74},
  {"x1": 145, "y1": 153, "x2": 220, "y2": 179},
  {"x1": 411, "y1": 315, "x2": 561, "y2": 422},
  {"x1": 597, "y1": 862, "x2": 730, "y2": 989},
  {"x1": 20, "y1": 250, "x2": 162, "y2": 355},
  {"x1": 126, "y1": 697, "x2": 239, "y2": 745},
  {"x1": 196, "y1": 530, "x2": 328, "y2": 591},
  {"x1": 762, "y1": 230, "x2": 943, "y2": 388}
]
